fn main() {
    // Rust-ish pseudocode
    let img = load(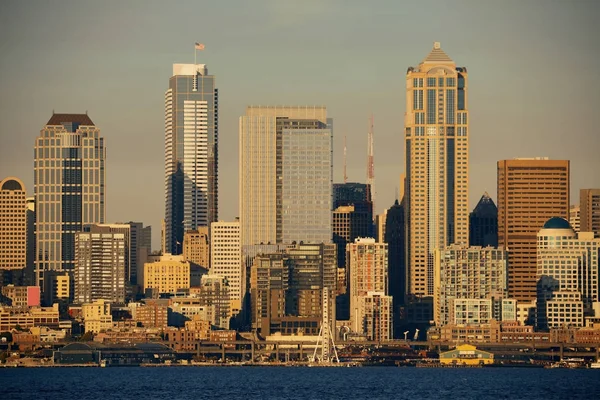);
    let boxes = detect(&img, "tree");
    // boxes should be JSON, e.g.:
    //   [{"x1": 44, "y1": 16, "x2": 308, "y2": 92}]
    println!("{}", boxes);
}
[{"x1": 80, "y1": 331, "x2": 94, "y2": 342}]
